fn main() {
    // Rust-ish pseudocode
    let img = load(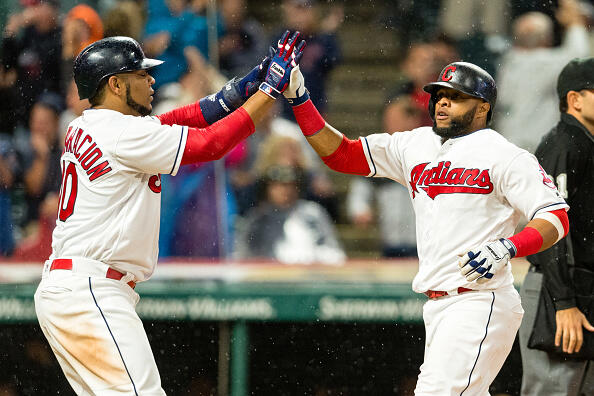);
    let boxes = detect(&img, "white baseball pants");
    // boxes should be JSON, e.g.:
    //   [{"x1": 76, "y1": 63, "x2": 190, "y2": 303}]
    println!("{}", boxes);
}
[
  {"x1": 34, "y1": 266, "x2": 166, "y2": 395},
  {"x1": 415, "y1": 284, "x2": 523, "y2": 395}
]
